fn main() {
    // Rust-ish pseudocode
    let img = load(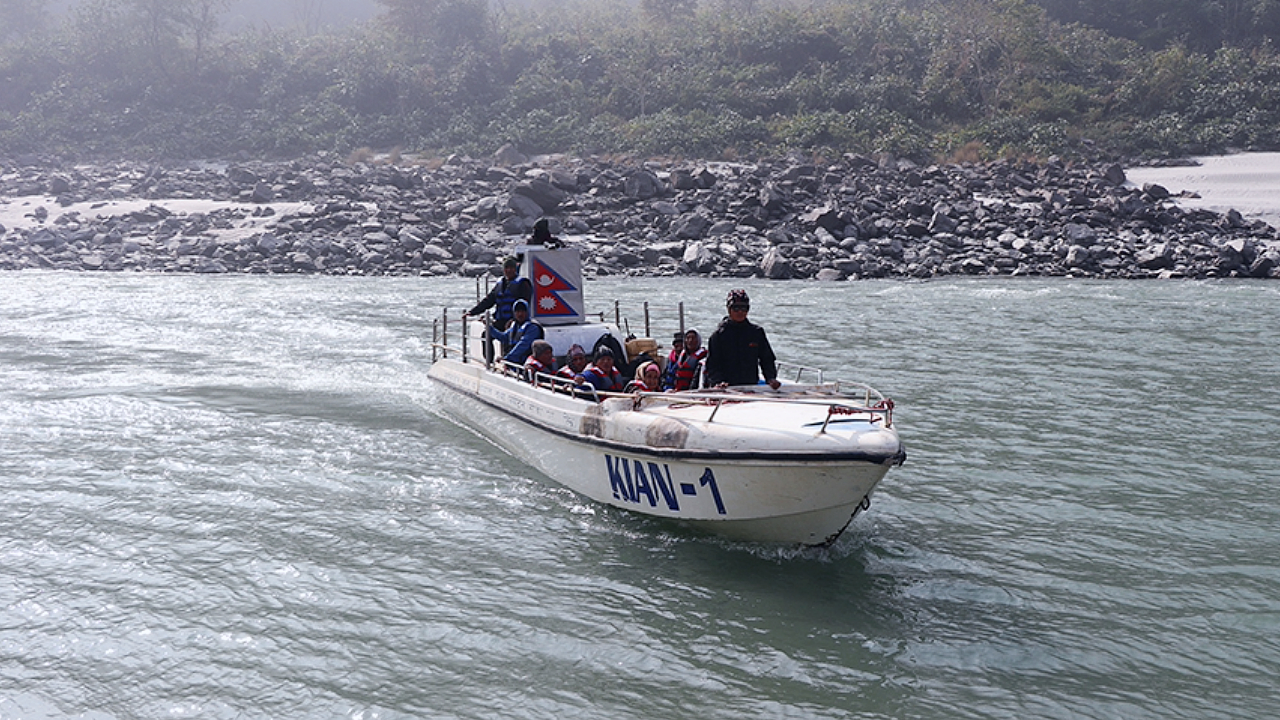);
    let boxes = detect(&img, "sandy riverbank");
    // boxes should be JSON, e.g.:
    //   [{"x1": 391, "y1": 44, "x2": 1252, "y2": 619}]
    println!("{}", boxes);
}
[{"x1": 1126, "y1": 152, "x2": 1280, "y2": 230}]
